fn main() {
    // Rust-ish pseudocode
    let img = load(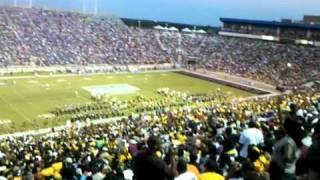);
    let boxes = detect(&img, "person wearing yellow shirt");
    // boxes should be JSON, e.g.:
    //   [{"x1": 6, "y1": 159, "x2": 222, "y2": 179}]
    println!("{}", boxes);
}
[
  {"x1": 40, "y1": 162, "x2": 63, "y2": 179},
  {"x1": 177, "y1": 133, "x2": 187, "y2": 145},
  {"x1": 199, "y1": 159, "x2": 224, "y2": 180},
  {"x1": 119, "y1": 151, "x2": 132, "y2": 166}
]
